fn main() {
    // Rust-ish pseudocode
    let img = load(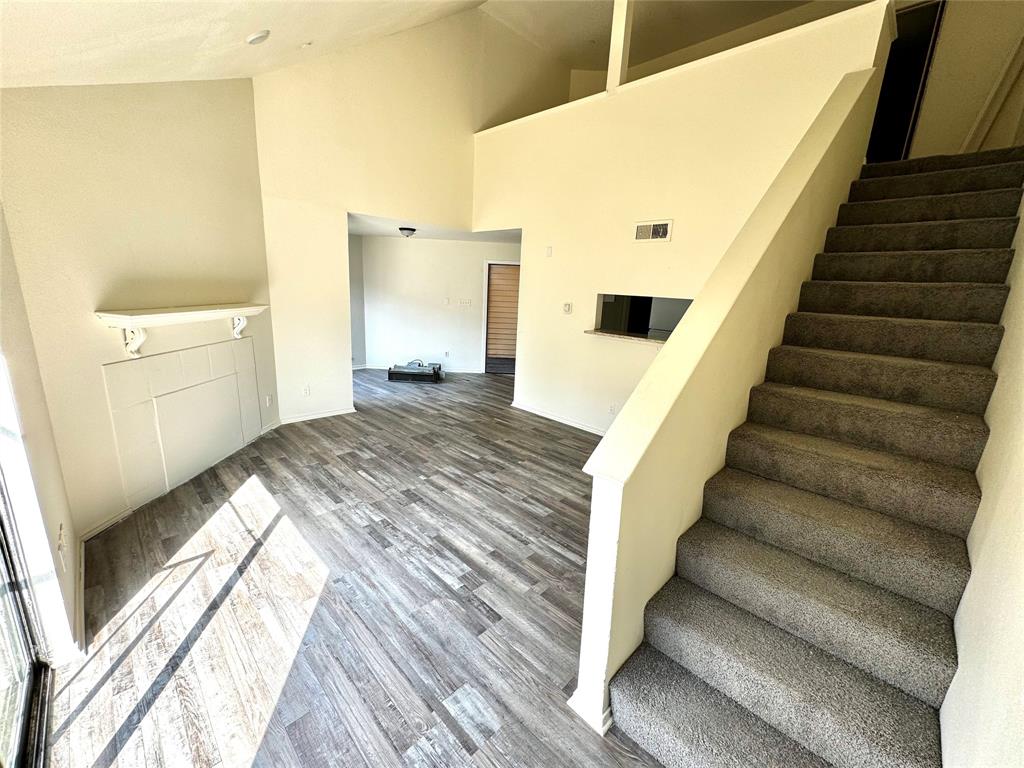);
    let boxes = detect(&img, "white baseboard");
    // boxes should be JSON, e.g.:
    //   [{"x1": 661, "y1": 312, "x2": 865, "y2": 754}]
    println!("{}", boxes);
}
[
  {"x1": 351, "y1": 364, "x2": 368, "y2": 370},
  {"x1": 511, "y1": 400, "x2": 606, "y2": 436},
  {"x1": 567, "y1": 690, "x2": 613, "y2": 735},
  {"x1": 80, "y1": 507, "x2": 133, "y2": 542},
  {"x1": 80, "y1": 422, "x2": 285, "y2": 543},
  {"x1": 74, "y1": 537, "x2": 87, "y2": 653},
  {"x1": 280, "y1": 406, "x2": 356, "y2": 425}
]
